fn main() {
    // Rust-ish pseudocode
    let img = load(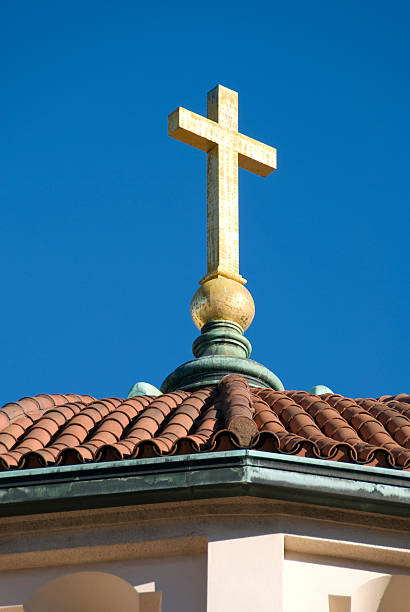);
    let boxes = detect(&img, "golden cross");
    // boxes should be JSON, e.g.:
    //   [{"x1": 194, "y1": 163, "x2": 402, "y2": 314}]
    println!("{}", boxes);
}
[{"x1": 168, "y1": 84, "x2": 277, "y2": 285}]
